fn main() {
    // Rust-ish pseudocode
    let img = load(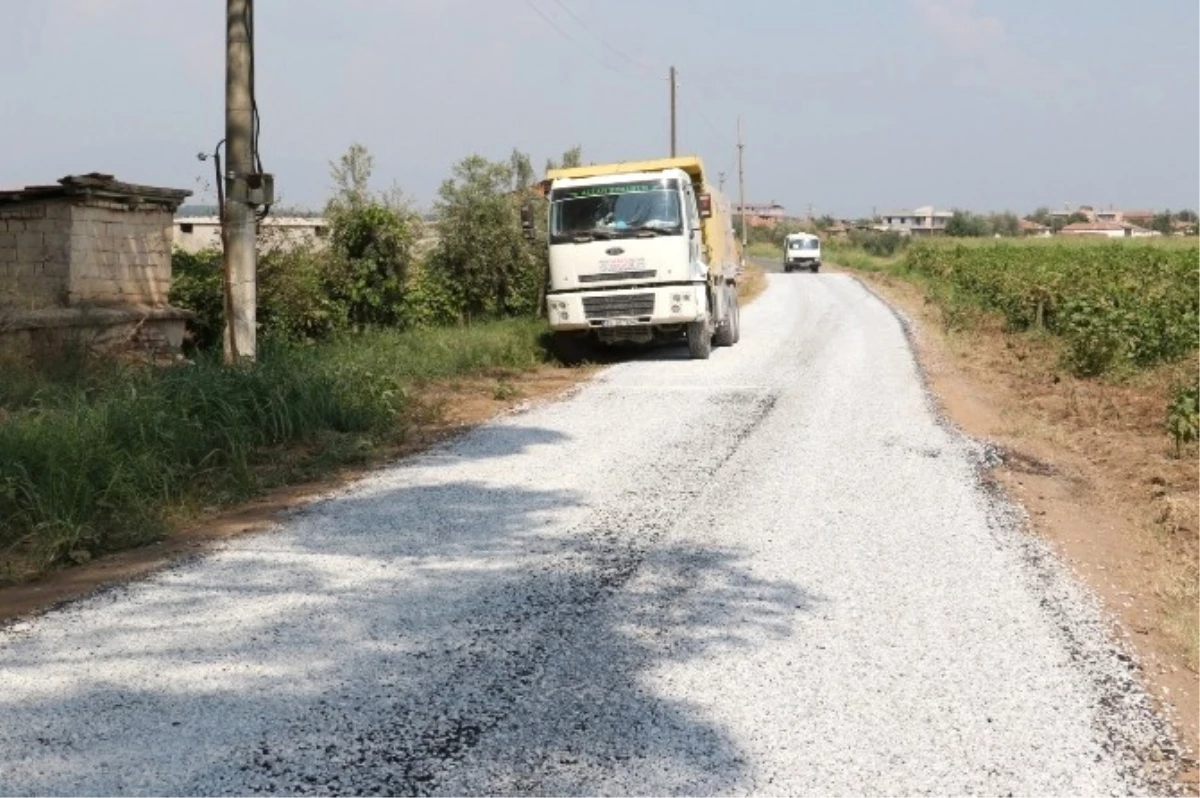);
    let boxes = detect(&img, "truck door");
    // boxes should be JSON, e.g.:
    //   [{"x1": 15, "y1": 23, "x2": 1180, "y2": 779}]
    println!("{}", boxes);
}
[{"x1": 684, "y1": 184, "x2": 703, "y2": 268}]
